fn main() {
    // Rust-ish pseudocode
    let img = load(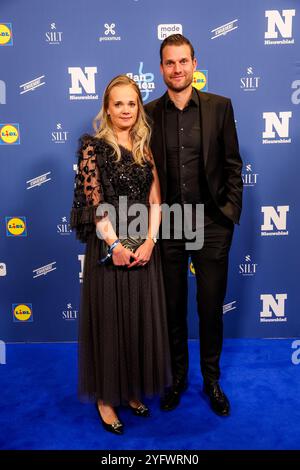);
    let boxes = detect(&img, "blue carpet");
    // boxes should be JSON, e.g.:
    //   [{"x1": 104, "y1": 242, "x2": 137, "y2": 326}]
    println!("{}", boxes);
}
[{"x1": 0, "y1": 339, "x2": 299, "y2": 450}]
